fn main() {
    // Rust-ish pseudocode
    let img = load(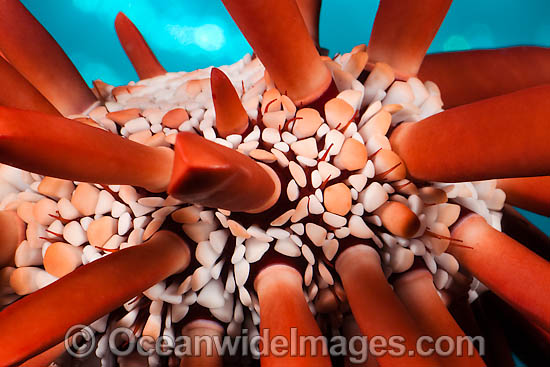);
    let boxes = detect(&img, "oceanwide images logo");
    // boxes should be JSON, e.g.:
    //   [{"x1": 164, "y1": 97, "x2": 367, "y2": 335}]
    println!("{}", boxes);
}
[{"x1": 65, "y1": 324, "x2": 485, "y2": 363}]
